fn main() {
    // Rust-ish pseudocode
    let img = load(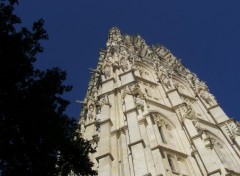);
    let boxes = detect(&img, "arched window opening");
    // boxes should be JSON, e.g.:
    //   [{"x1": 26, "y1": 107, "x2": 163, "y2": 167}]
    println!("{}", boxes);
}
[
  {"x1": 158, "y1": 126, "x2": 166, "y2": 143},
  {"x1": 153, "y1": 114, "x2": 178, "y2": 149}
]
